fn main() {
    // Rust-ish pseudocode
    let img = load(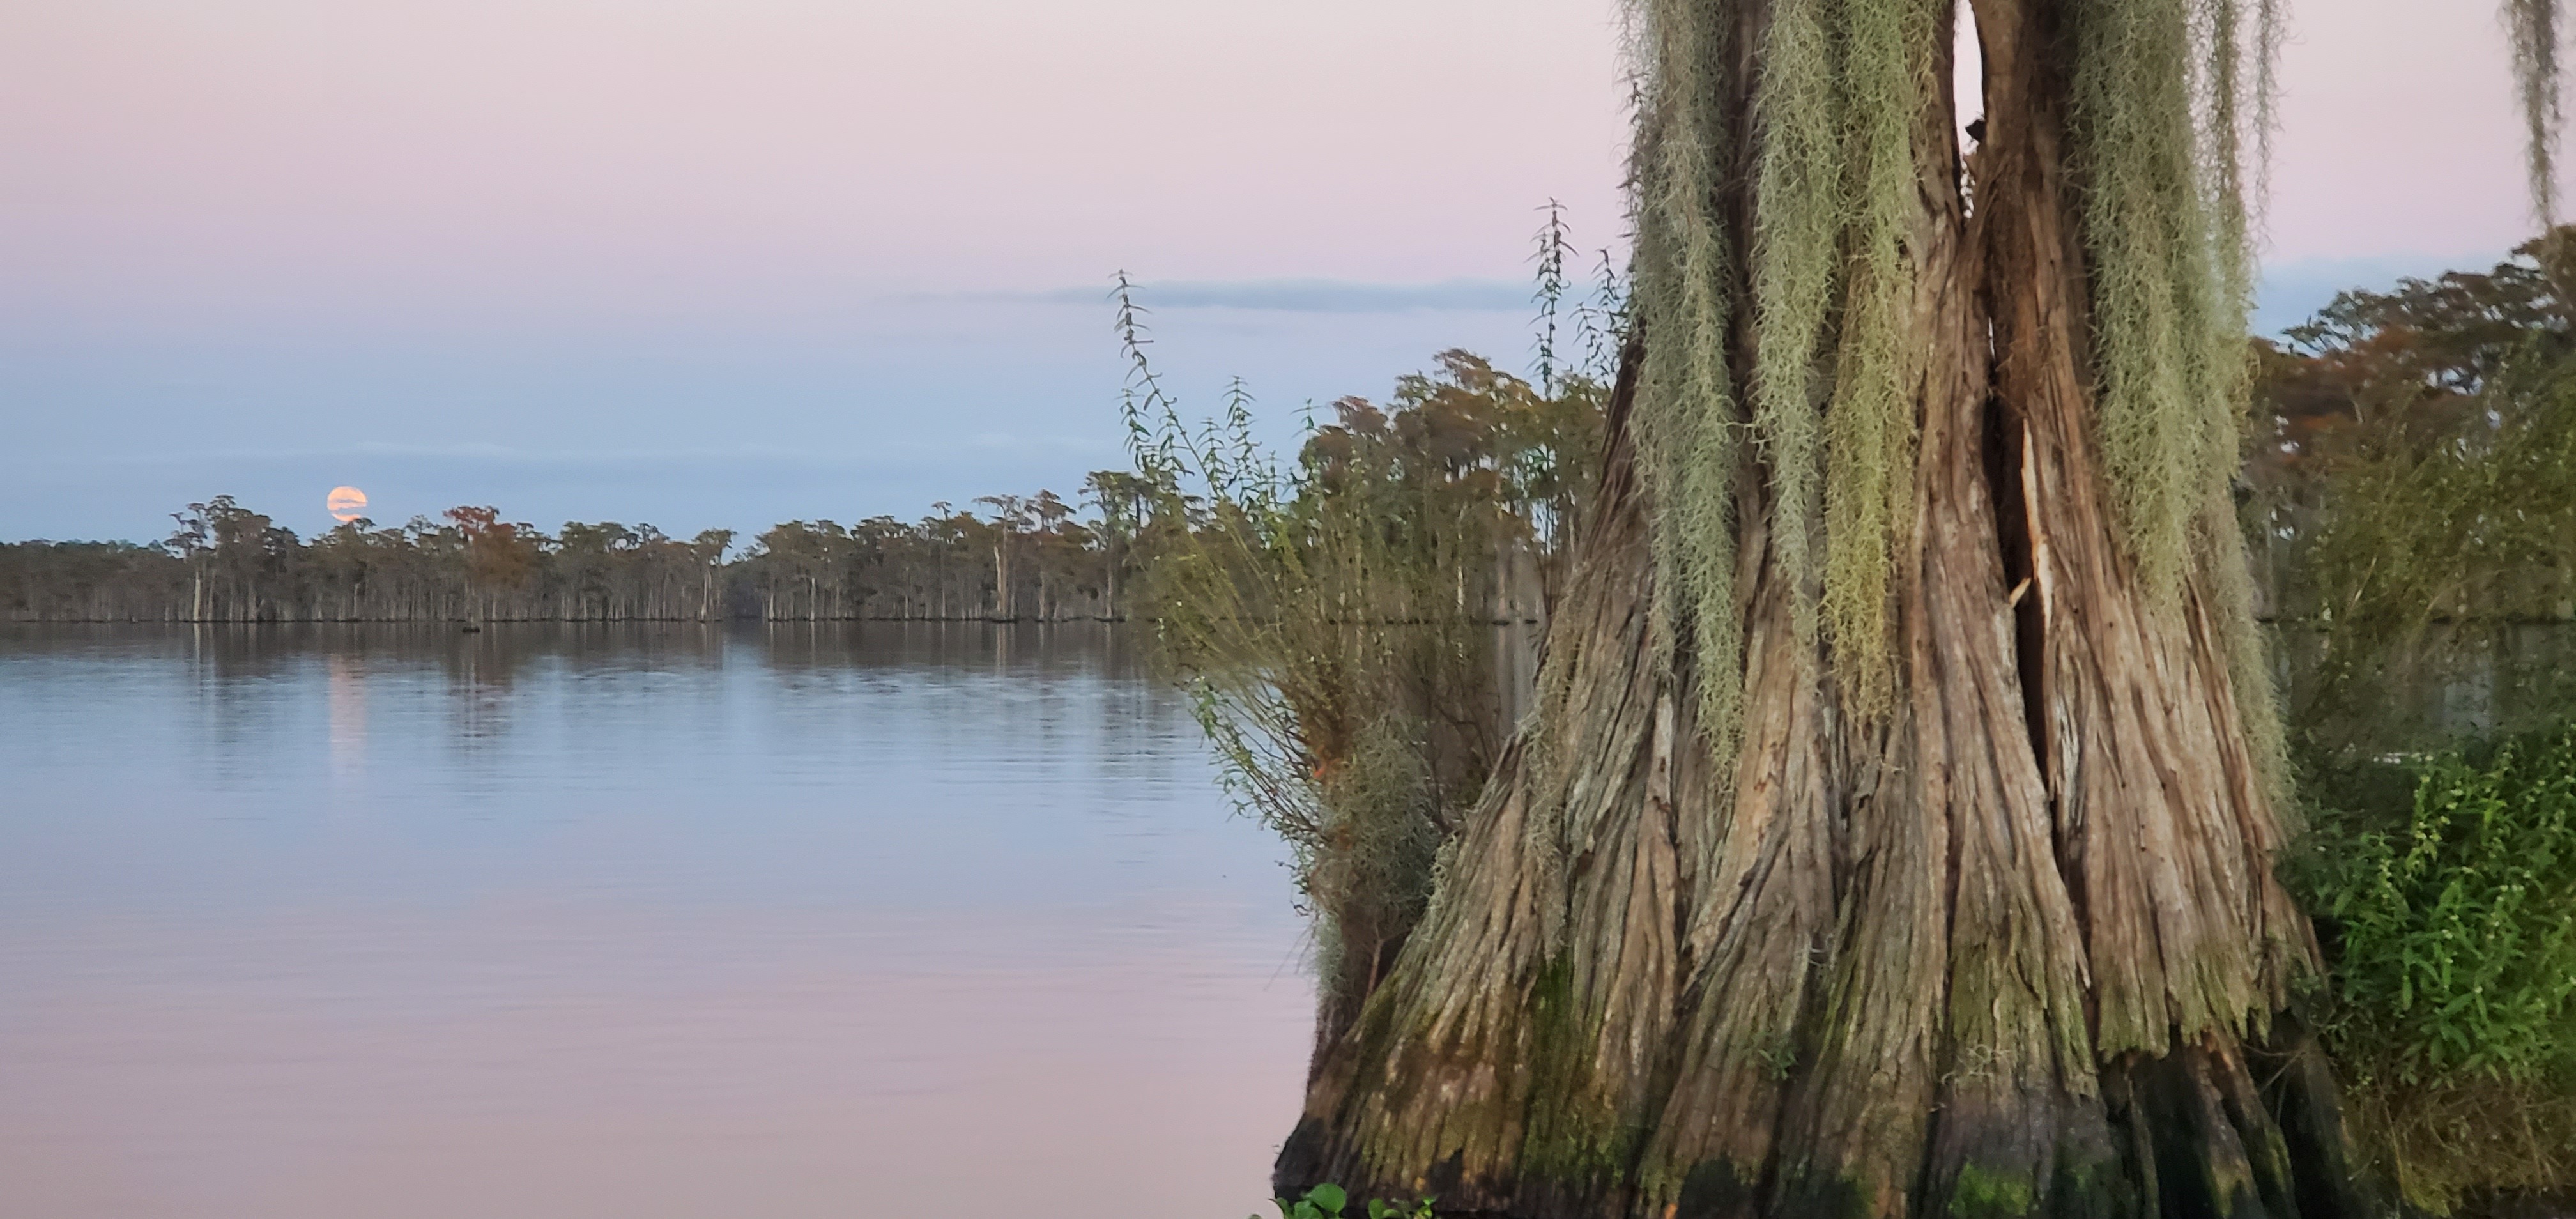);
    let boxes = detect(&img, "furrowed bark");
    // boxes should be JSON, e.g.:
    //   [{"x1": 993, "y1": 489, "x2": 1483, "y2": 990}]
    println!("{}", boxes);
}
[
  {"x1": 1277, "y1": 1, "x2": 2356, "y2": 1216},
  {"x1": 1279, "y1": 340, "x2": 1677, "y2": 1215}
]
